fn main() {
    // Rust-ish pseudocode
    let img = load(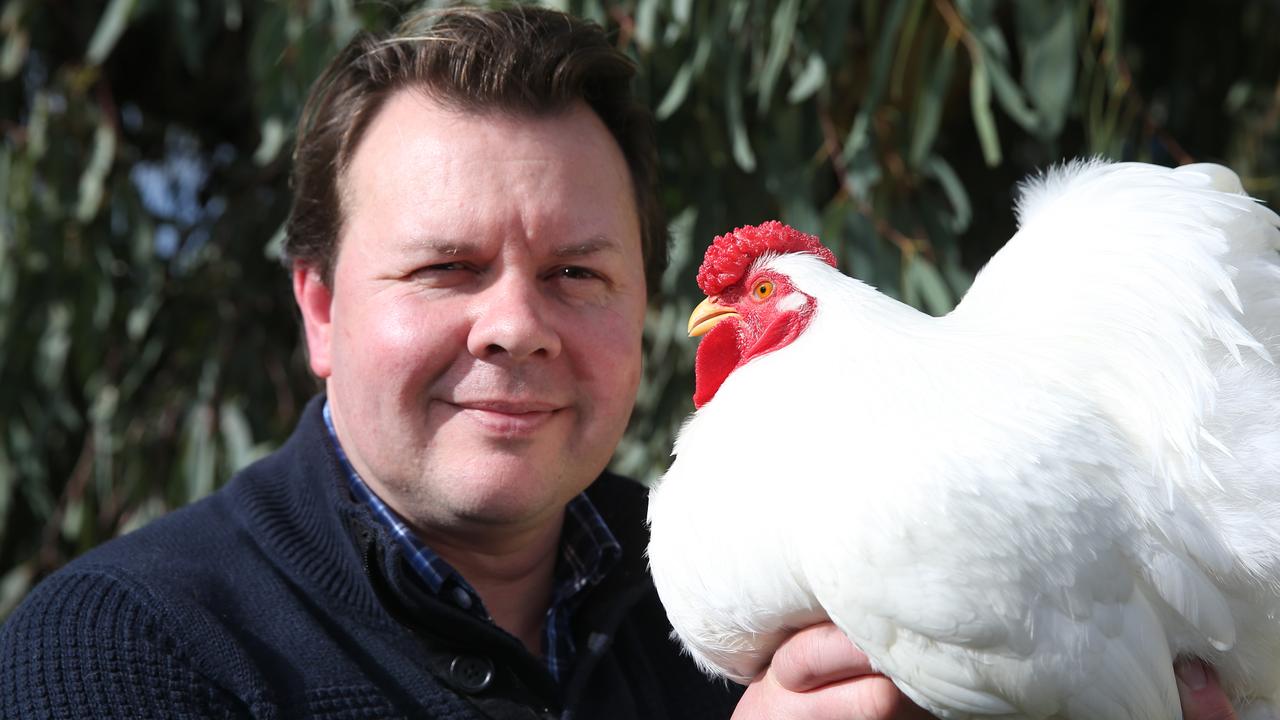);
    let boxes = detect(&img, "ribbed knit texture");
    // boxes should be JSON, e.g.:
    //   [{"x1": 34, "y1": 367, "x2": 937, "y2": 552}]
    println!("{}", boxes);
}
[{"x1": 0, "y1": 397, "x2": 741, "y2": 719}]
